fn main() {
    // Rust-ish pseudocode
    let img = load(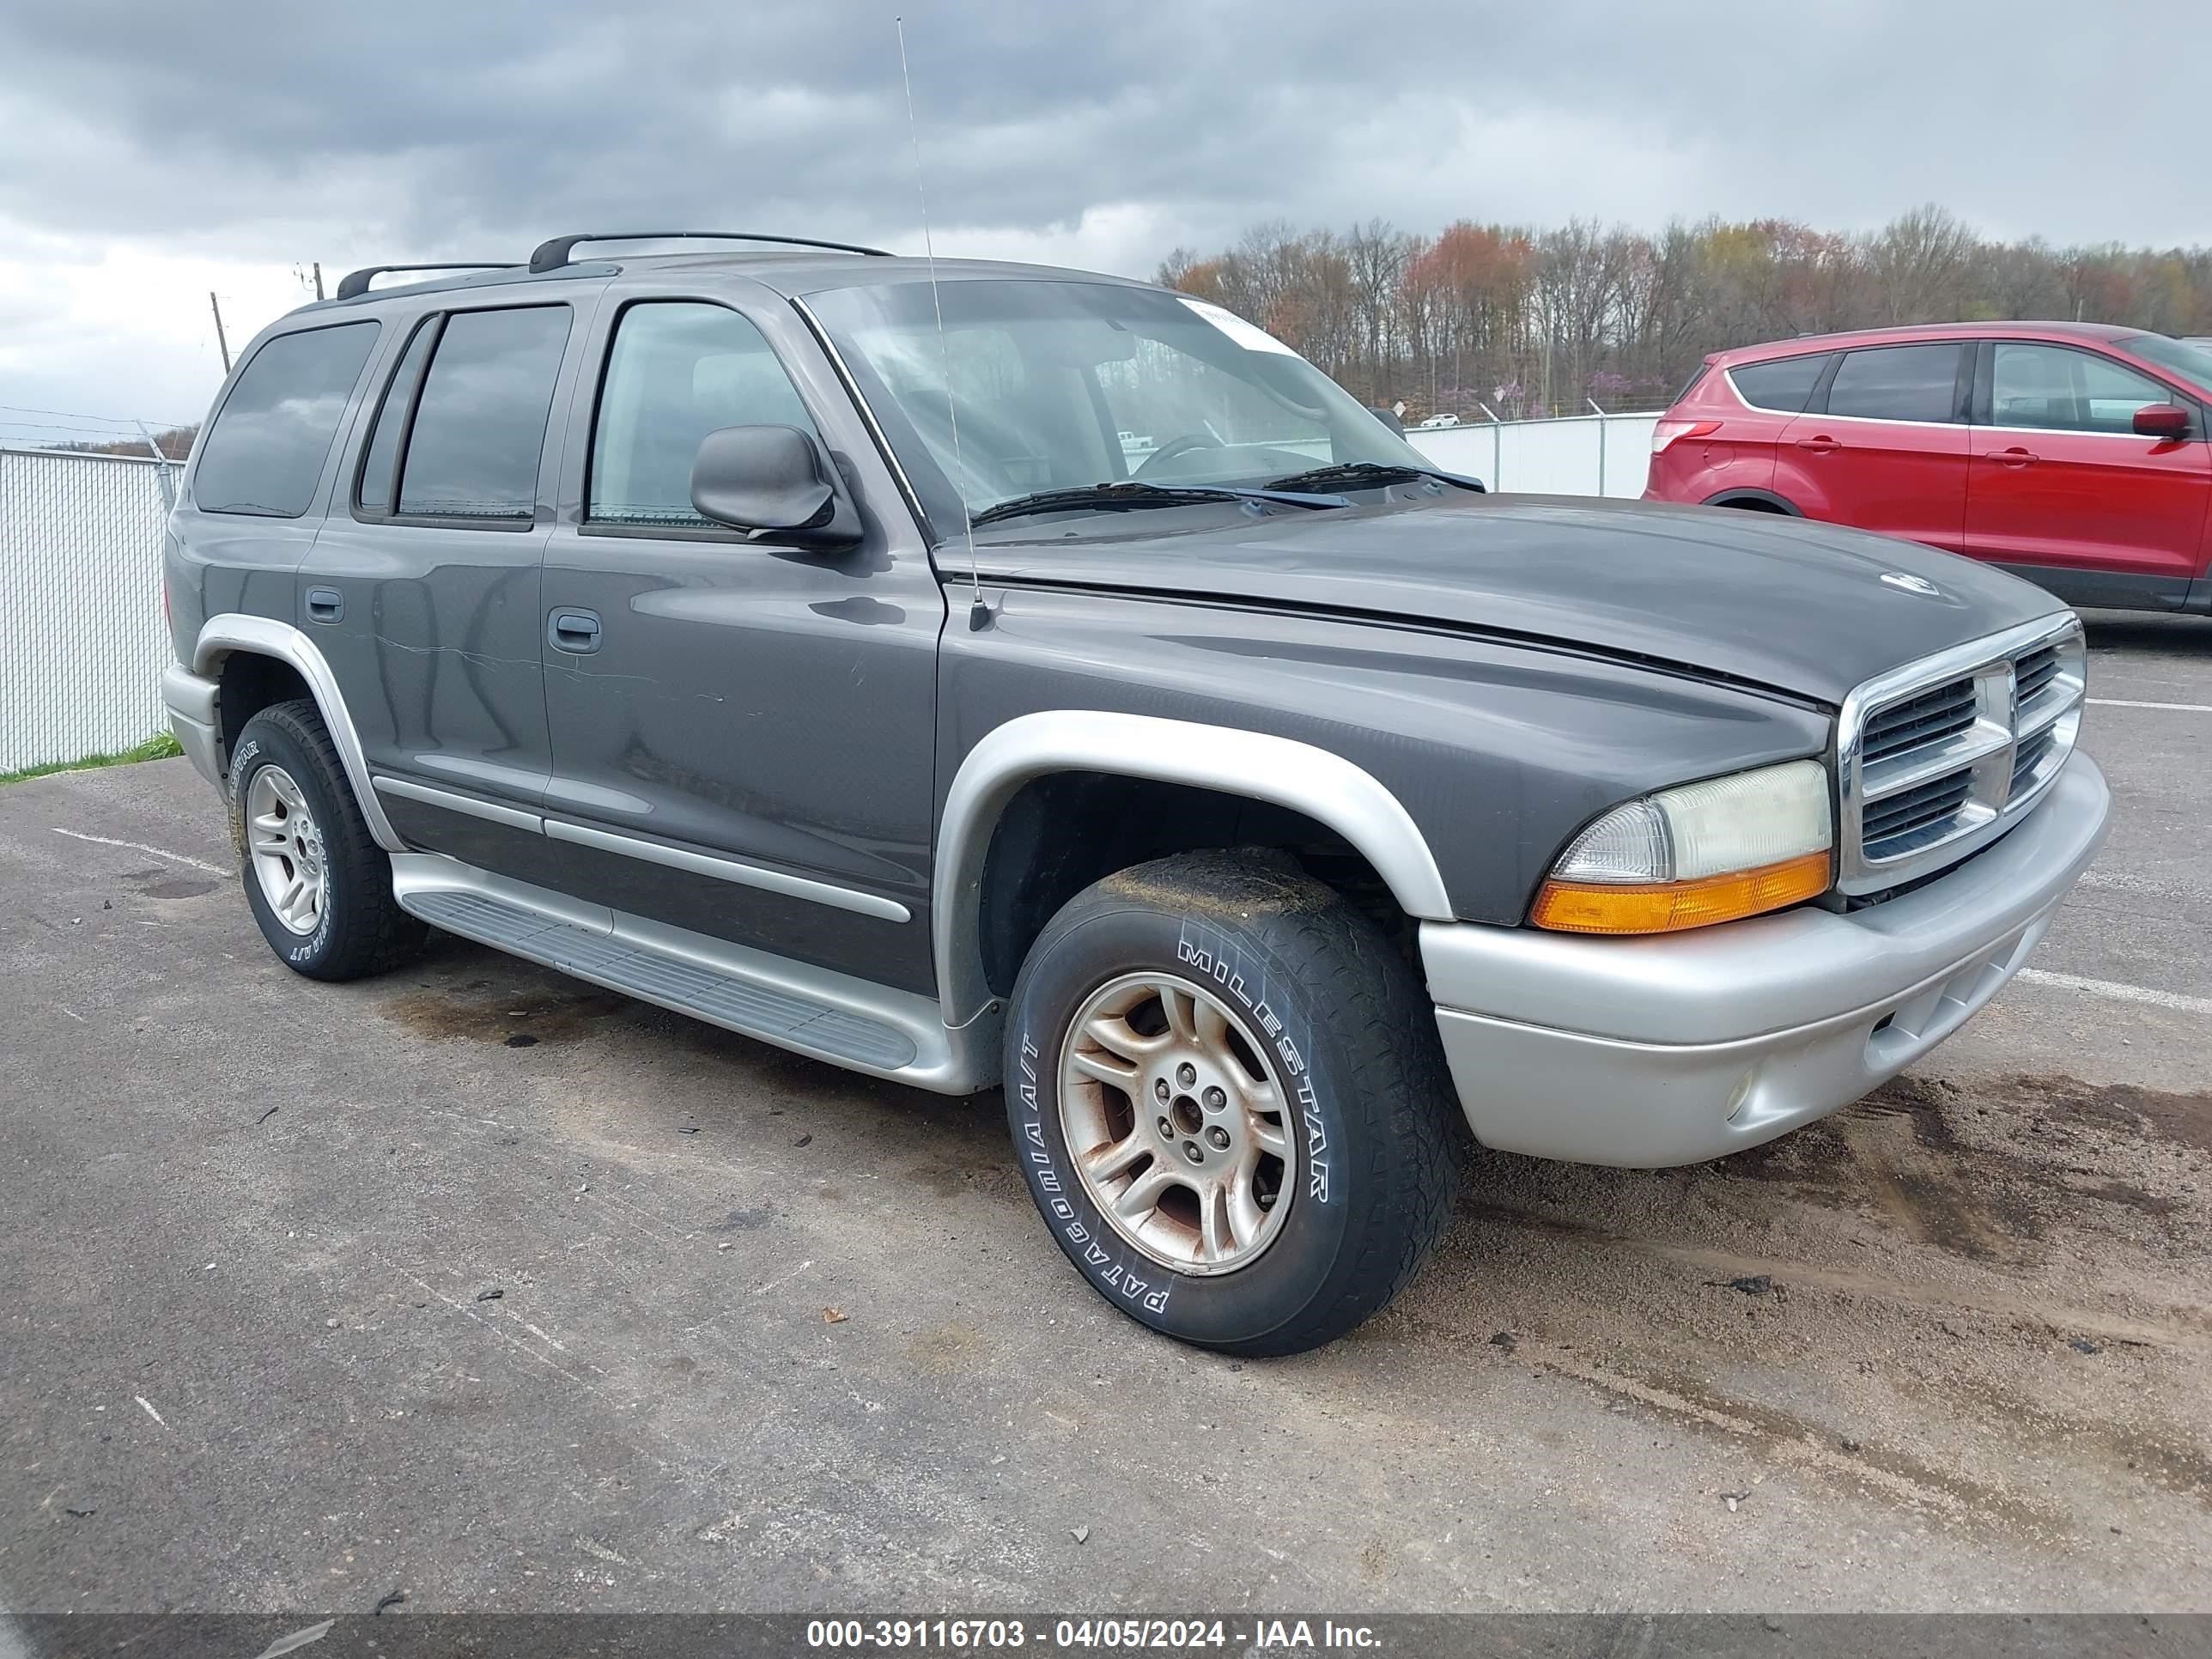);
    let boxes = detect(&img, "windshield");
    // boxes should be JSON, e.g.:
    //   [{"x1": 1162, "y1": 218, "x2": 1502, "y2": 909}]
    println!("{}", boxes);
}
[
  {"x1": 2118, "y1": 332, "x2": 2212, "y2": 395},
  {"x1": 804, "y1": 278, "x2": 1426, "y2": 535}
]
